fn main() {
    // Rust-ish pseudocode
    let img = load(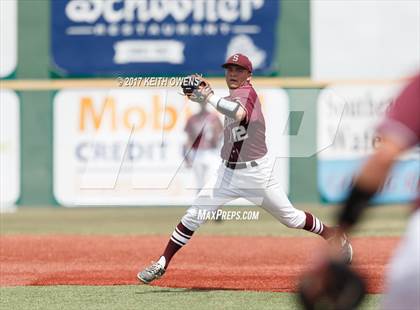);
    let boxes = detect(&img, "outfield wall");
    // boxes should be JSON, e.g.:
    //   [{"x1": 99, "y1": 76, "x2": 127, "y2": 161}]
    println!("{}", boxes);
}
[
  {"x1": 6, "y1": 0, "x2": 314, "y2": 206},
  {"x1": 2, "y1": 85, "x2": 319, "y2": 206},
  {"x1": 4, "y1": 80, "x2": 418, "y2": 207},
  {"x1": 1, "y1": 0, "x2": 418, "y2": 206}
]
